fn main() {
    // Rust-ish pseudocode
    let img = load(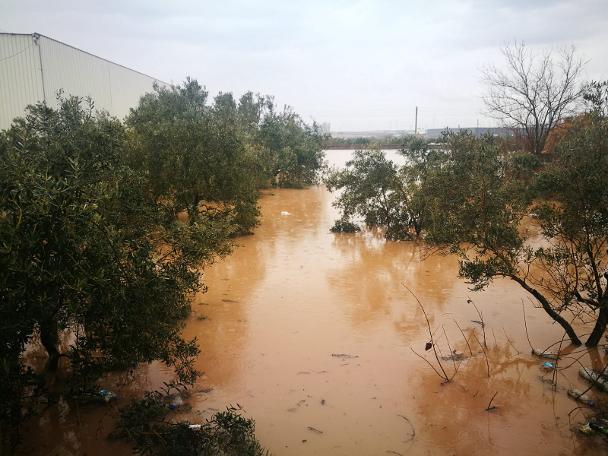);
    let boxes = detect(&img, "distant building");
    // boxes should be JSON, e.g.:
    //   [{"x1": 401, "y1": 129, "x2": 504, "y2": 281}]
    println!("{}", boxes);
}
[
  {"x1": 0, "y1": 32, "x2": 167, "y2": 130},
  {"x1": 332, "y1": 129, "x2": 411, "y2": 139},
  {"x1": 424, "y1": 127, "x2": 514, "y2": 140}
]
